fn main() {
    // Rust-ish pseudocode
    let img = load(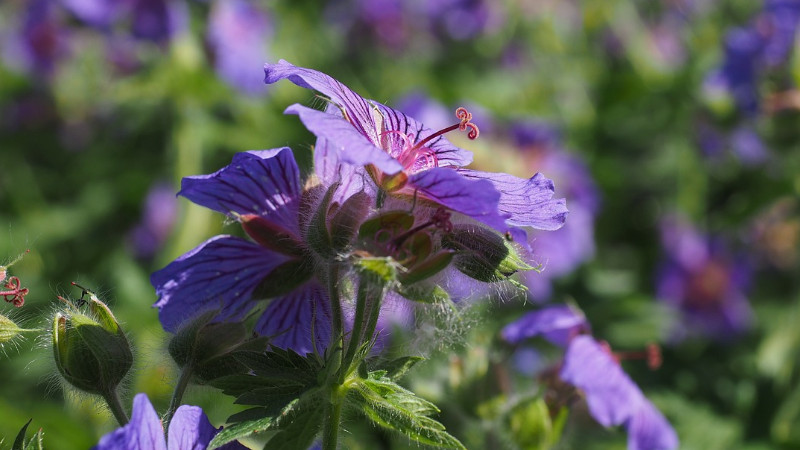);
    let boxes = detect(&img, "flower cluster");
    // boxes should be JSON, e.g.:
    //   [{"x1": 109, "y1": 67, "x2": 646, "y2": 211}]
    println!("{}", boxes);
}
[{"x1": 151, "y1": 60, "x2": 567, "y2": 354}]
